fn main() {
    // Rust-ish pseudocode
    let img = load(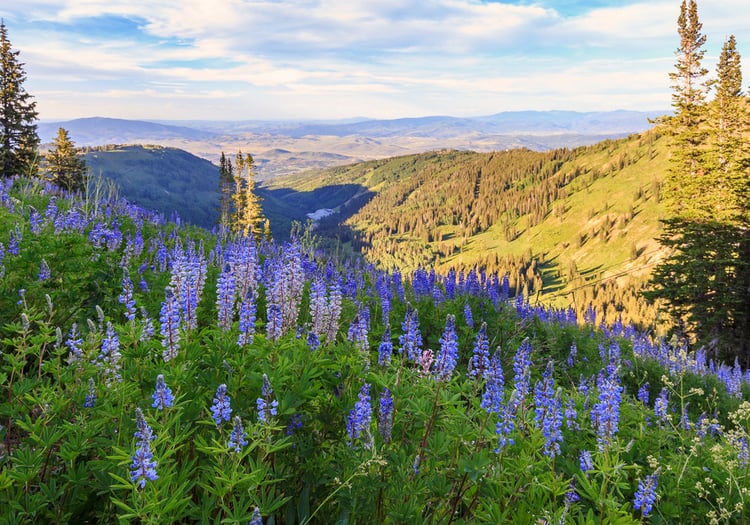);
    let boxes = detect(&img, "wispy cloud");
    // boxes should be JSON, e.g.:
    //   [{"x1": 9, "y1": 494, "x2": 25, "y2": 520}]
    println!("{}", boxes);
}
[{"x1": 2, "y1": 0, "x2": 748, "y2": 120}]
